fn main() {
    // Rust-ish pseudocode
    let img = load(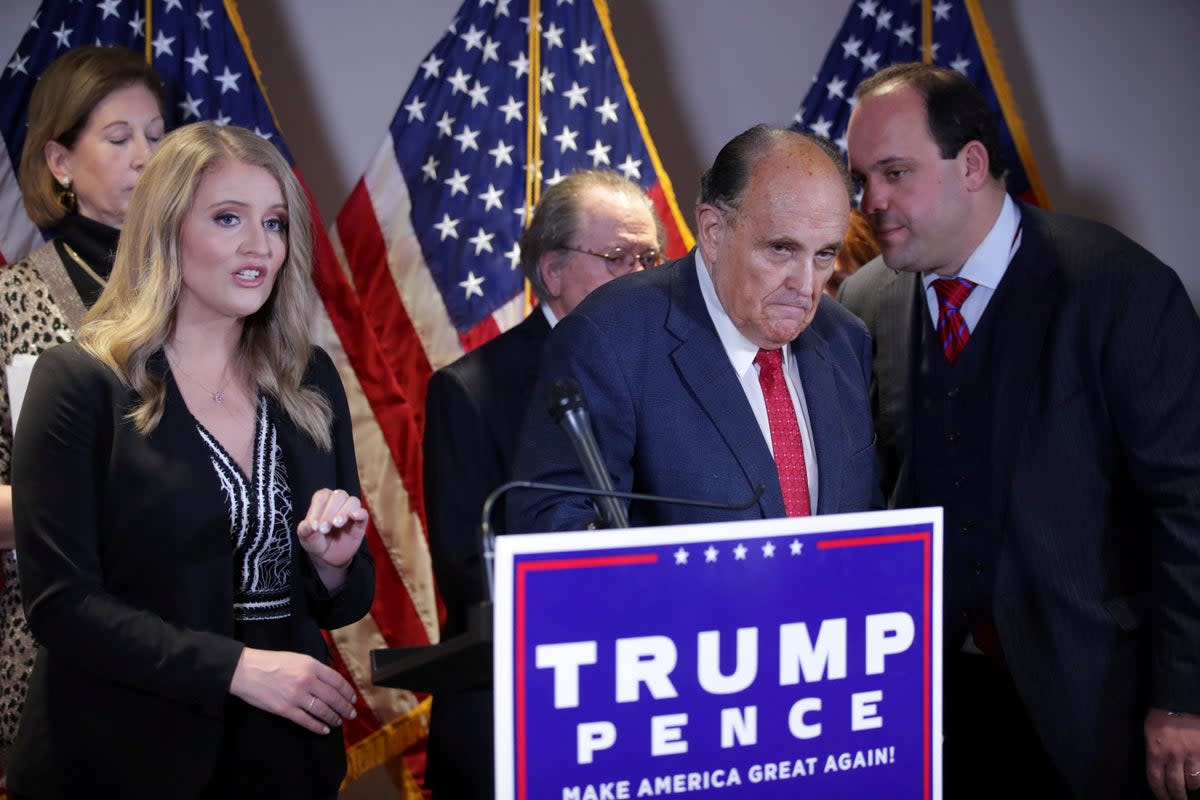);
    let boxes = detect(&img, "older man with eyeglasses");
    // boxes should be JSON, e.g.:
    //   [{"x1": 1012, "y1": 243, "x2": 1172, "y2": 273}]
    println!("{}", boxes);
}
[
  {"x1": 507, "y1": 125, "x2": 882, "y2": 536},
  {"x1": 421, "y1": 168, "x2": 663, "y2": 800}
]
